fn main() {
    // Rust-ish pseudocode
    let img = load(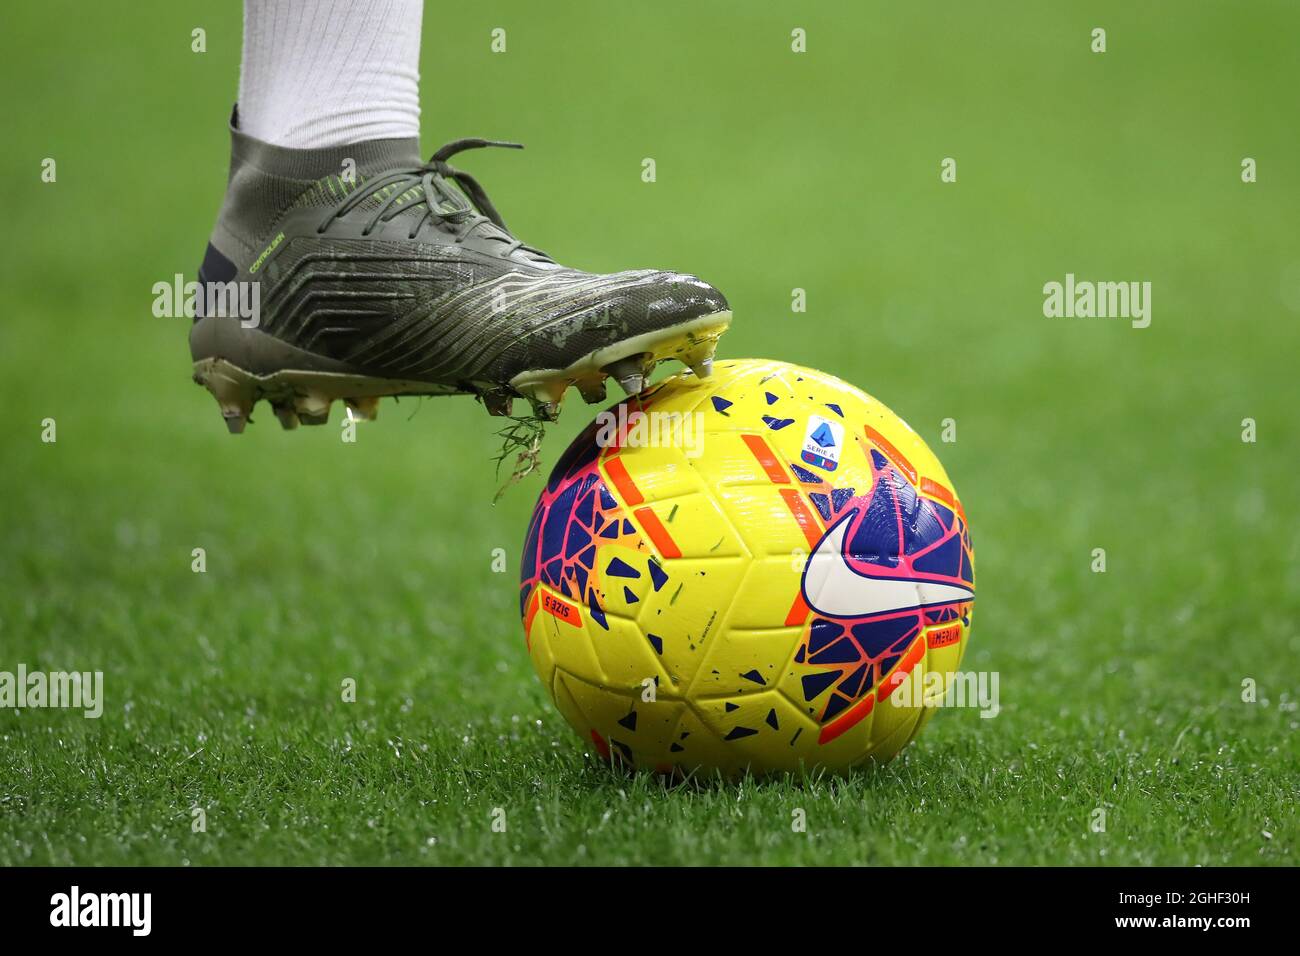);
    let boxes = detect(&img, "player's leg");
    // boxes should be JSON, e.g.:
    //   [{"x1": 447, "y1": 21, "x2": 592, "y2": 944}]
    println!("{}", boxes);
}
[
  {"x1": 235, "y1": 0, "x2": 422, "y2": 148},
  {"x1": 192, "y1": 0, "x2": 730, "y2": 433}
]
